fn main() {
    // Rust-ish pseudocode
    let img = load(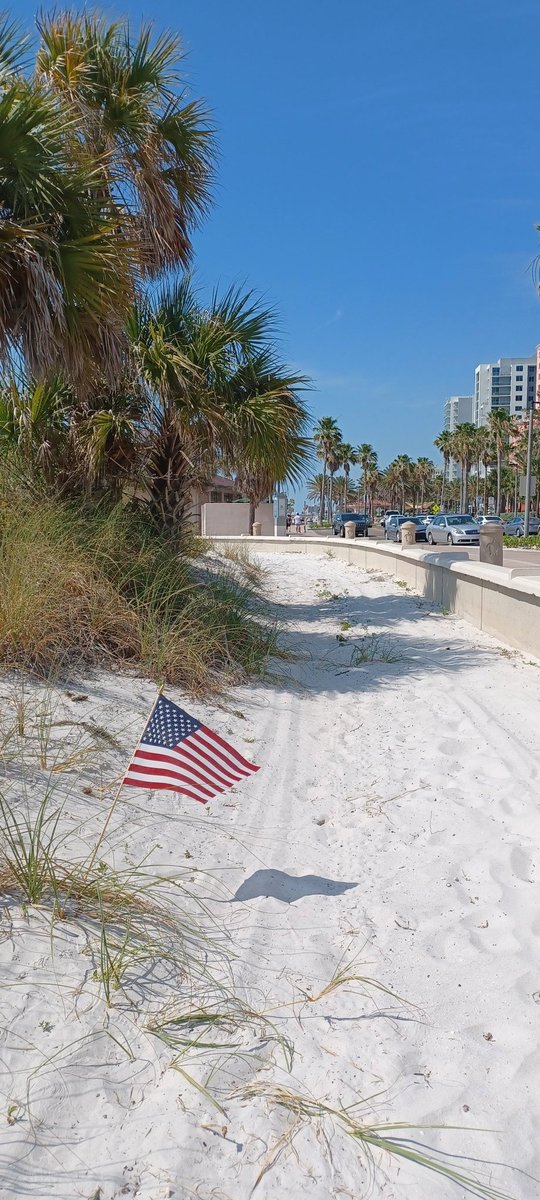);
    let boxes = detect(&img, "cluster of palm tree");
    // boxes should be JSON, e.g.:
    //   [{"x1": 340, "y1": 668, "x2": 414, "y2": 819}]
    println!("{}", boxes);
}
[
  {"x1": 382, "y1": 454, "x2": 436, "y2": 513},
  {"x1": 434, "y1": 409, "x2": 538, "y2": 516},
  {"x1": 310, "y1": 405, "x2": 540, "y2": 525},
  {"x1": 312, "y1": 418, "x2": 379, "y2": 521},
  {"x1": 310, "y1": 418, "x2": 438, "y2": 521},
  {"x1": 0, "y1": 13, "x2": 311, "y2": 533}
]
